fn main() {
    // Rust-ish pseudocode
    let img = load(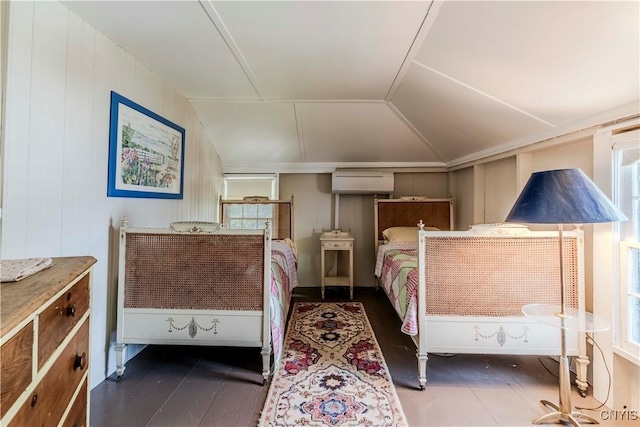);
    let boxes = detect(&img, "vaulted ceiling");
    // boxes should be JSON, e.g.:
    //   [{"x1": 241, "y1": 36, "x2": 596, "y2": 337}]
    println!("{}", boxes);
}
[{"x1": 62, "y1": 1, "x2": 640, "y2": 173}]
